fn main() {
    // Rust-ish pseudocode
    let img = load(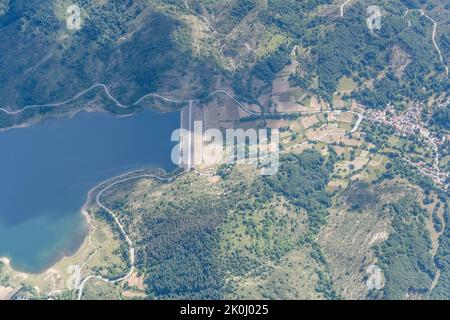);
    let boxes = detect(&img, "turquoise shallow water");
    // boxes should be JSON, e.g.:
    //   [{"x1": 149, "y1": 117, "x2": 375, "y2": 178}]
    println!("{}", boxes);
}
[{"x1": 0, "y1": 110, "x2": 179, "y2": 273}]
